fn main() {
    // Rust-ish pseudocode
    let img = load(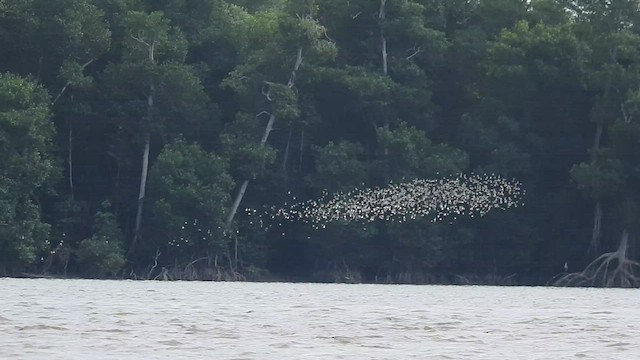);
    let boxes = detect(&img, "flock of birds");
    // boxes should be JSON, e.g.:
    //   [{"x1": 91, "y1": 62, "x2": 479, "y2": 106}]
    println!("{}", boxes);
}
[
  {"x1": 167, "y1": 173, "x2": 524, "y2": 246},
  {"x1": 245, "y1": 174, "x2": 525, "y2": 232}
]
